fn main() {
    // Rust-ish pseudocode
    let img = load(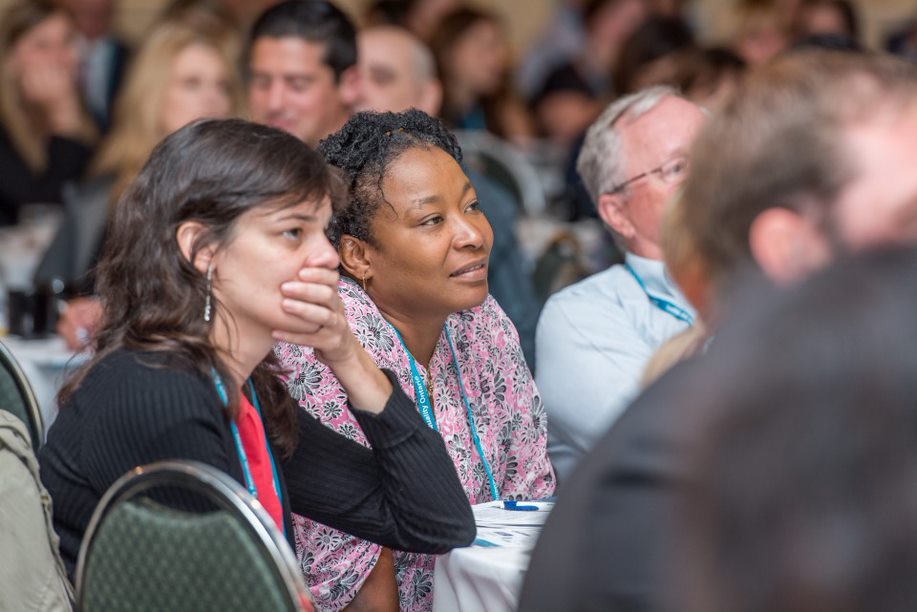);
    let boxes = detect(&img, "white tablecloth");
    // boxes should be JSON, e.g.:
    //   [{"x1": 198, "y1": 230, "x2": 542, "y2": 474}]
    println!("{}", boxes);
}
[
  {"x1": 1, "y1": 335, "x2": 84, "y2": 436},
  {"x1": 433, "y1": 500, "x2": 552, "y2": 612}
]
